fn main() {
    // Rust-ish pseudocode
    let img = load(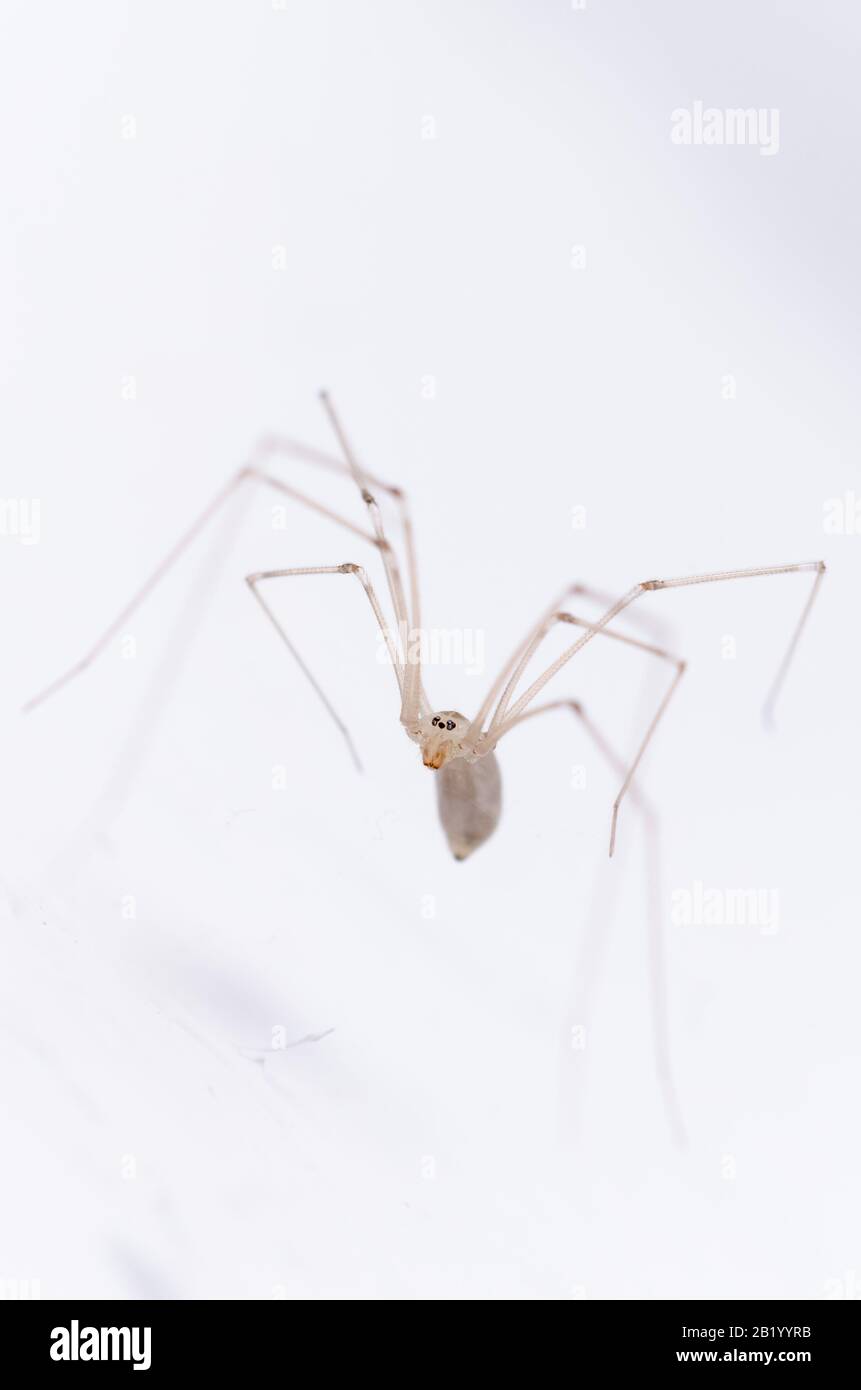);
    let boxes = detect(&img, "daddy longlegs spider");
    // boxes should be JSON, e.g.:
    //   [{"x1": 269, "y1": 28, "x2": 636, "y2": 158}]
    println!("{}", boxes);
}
[{"x1": 24, "y1": 391, "x2": 826, "y2": 866}]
